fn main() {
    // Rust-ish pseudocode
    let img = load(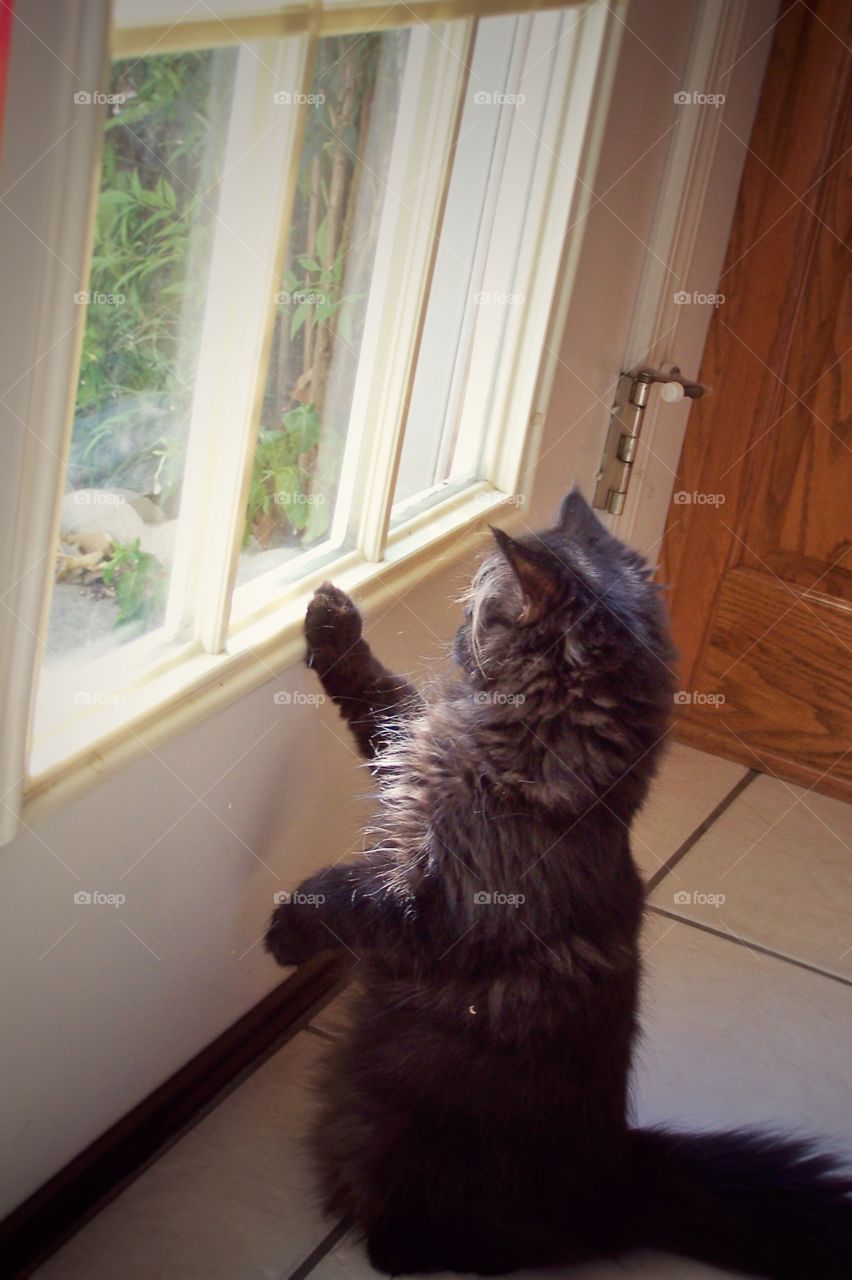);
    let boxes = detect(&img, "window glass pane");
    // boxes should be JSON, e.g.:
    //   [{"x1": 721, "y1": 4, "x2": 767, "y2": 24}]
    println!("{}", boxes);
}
[
  {"x1": 41, "y1": 49, "x2": 237, "y2": 671},
  {"x1": 238, "y1": 29, "x2": 410, "y2": 585},
  {"x1": 392, "y1": 14, "x2": 524, "y2": 517}
]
